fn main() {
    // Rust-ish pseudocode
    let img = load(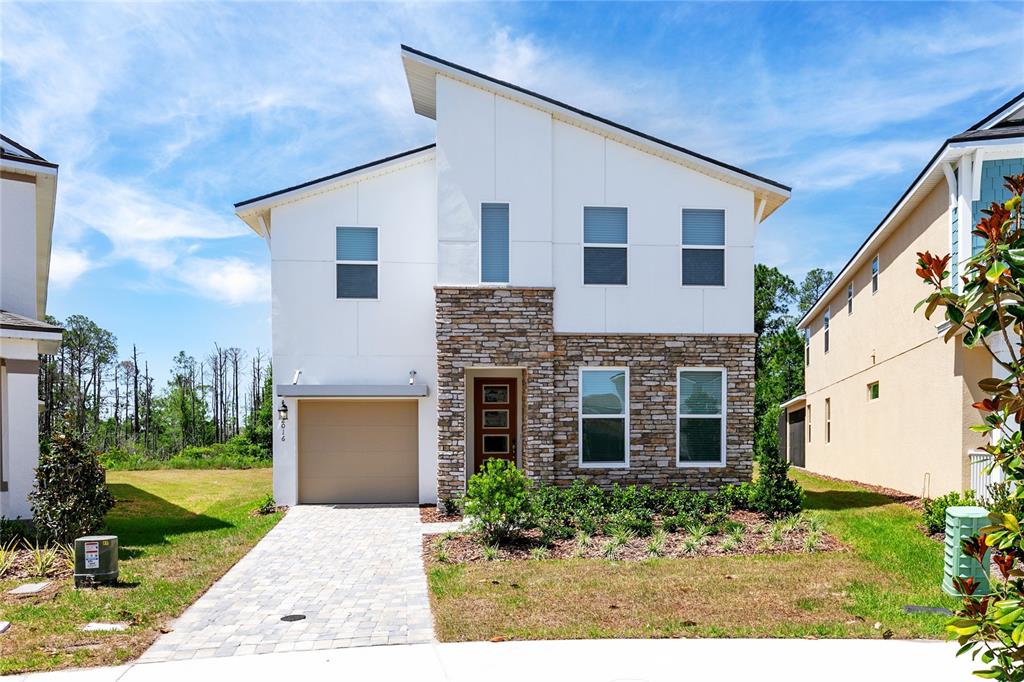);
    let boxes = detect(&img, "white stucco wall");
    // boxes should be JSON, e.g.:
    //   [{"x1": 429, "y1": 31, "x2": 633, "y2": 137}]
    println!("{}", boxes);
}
[
  {"x1": 1, "y1": 176, "x2": 38, "y2": 318},
  {"x1": 434, "y1": 75, "x2": 756, "y2": 334},
  {"x1": 0, "y1": 338, "x2": 41, "y2": 520},
  {"x1": 268, "y1": 155, "x2": 438, "y2": 505}
]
